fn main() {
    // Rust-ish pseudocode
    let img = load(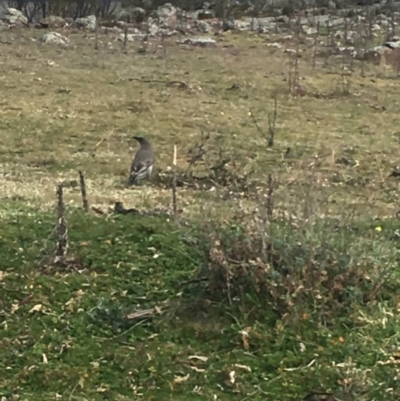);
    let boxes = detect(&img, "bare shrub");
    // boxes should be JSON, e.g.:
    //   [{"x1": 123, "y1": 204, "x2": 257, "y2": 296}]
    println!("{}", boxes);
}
[{"x1": 193, "y1": 186, "x2": 399, "y2": 324}]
